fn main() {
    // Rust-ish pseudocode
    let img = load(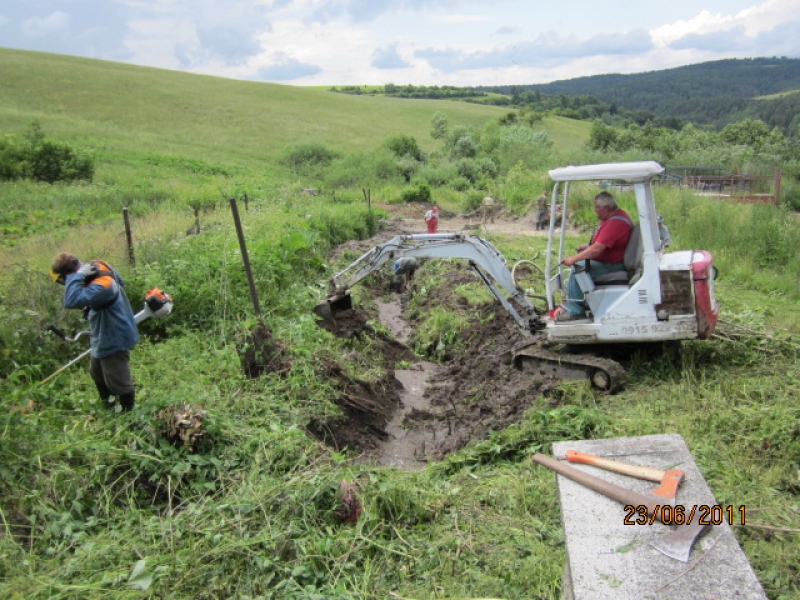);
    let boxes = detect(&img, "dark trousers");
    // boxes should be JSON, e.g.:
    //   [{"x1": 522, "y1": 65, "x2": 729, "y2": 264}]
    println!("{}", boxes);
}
[{"x1": 89, "y1": 350, "x2": 134, "y2": 397}]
